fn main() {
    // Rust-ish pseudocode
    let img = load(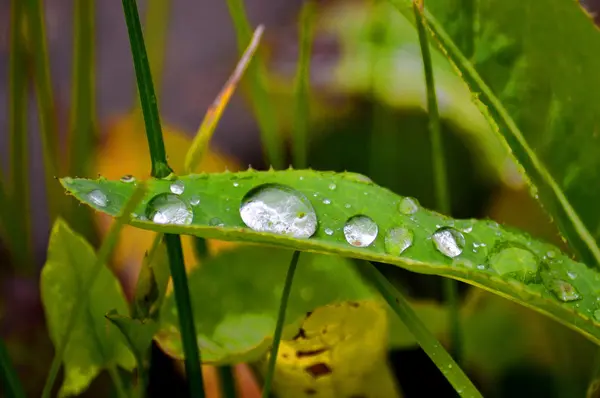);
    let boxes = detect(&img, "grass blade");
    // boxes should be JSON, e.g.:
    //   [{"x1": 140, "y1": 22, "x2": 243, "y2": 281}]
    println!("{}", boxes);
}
[
  {"x1": 291, "y1": 1, "x2": 315, "y2": 169},
  {"x1": 364, "y1": 263, "x2": 481, "y2": 398},
  {"x1": 218, "y1": 366, "x2": 237, "y2": 398},
  {"x1": 225, "y1": 0, "x2": 284, "y2": 169},
  {"x1": 262, "y1": 251, "x2": 301, "y2": 398},
  {"x1": 143, "y1": 0, "x2": 171, "y2": 102},
  {"x1": 0, "y1": 338, "x2": 26, "y2": 398},
  {"x1": 413, "y1": 0, "x2": 461, "y2": 364},
  {"x1": 184, "y1": 25, "x2": 264, "y2": 173},
  {"x1": 121, "y1": 1, "x2": 205, "y2": 395},
  {"x1": 41, "y1": 184, "x2": 147, "y2": 398},
  {"x1": 22, "y1": 0, "x2": 62, "y2": 221}
]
